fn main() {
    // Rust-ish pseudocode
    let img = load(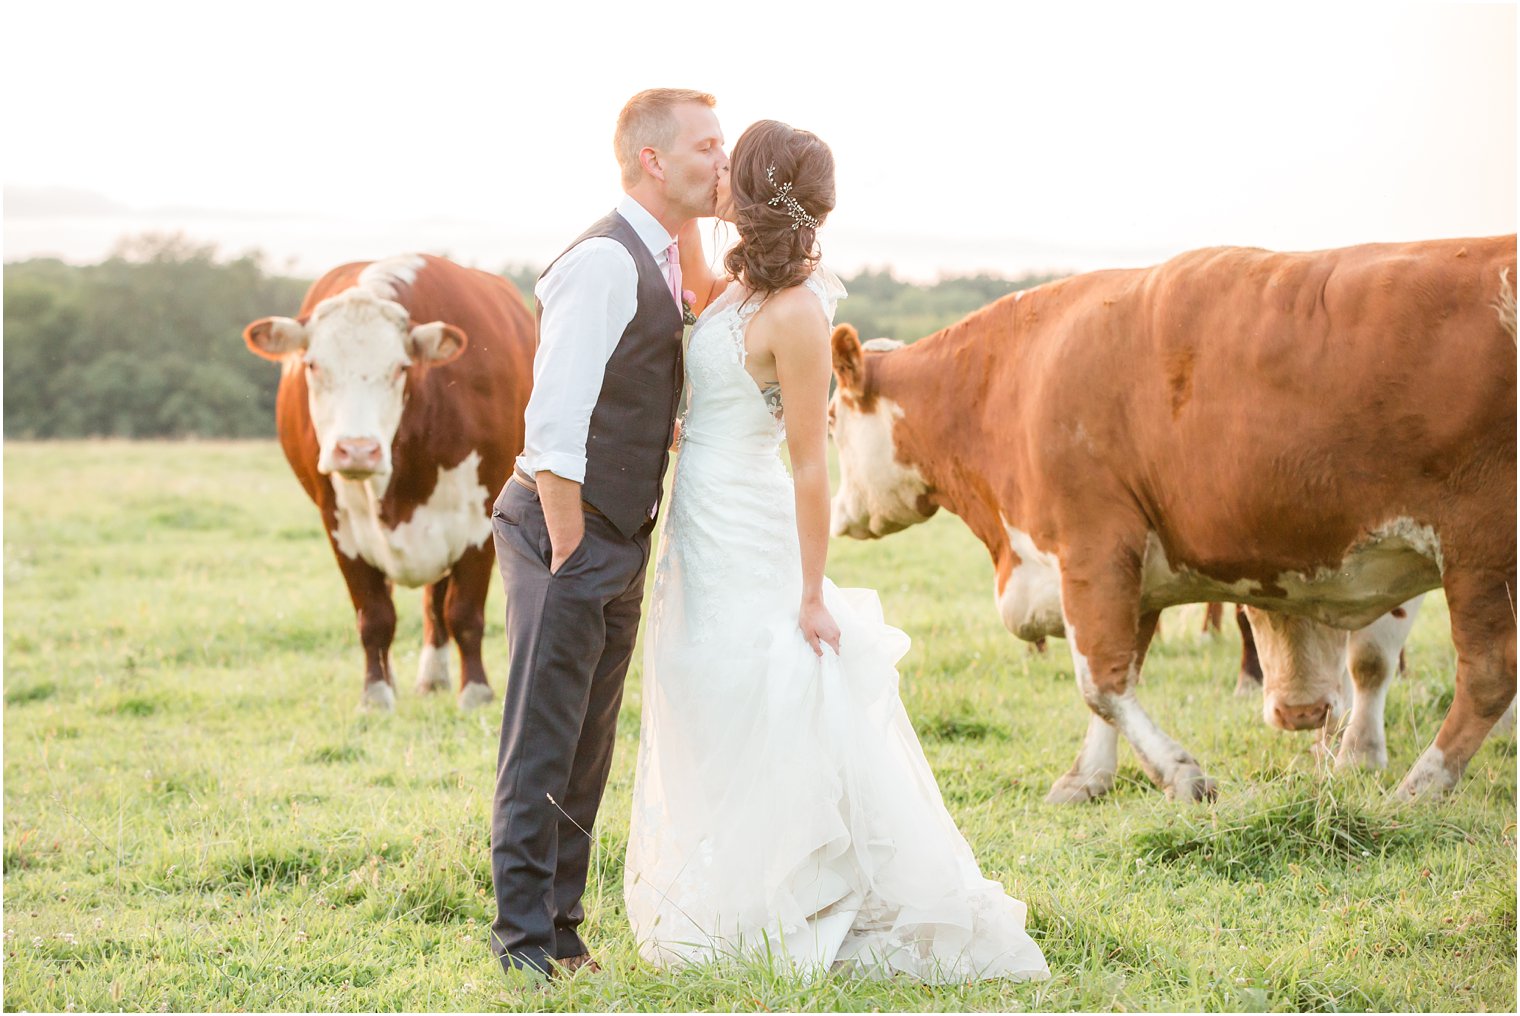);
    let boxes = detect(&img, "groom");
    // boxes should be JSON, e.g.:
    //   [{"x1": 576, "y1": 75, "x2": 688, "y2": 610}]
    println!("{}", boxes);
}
[{"x1": 489, "y1": 88, "x2": 727, "y2": 977}]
